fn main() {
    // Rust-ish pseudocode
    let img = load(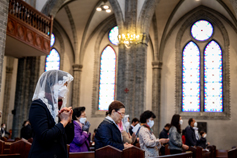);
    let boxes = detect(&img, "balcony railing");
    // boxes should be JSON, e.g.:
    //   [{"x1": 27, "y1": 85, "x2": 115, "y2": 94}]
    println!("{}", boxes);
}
[
  {"x1": 6, "y1": 0, "x2": 53, "y2": 56},
  {"x1": 9, "y1": 0, "x2": 52, "y2": 36}
]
